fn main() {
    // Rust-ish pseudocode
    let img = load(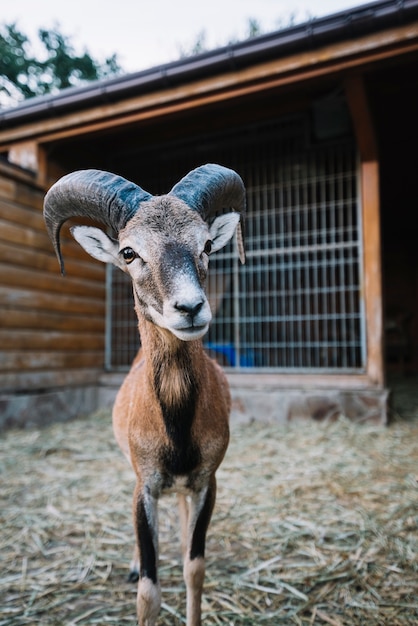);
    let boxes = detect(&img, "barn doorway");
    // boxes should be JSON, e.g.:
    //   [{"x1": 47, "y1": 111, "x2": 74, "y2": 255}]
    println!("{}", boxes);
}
[{"x1": 369, "y1": 58, "x2": 418, "y2": 379}]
